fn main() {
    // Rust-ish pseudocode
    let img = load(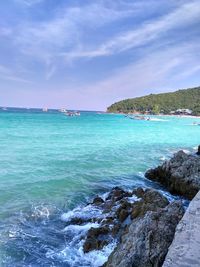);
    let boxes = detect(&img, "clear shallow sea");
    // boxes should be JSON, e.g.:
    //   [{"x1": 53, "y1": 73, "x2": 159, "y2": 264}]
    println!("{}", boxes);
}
[{"x1": 0, "y1": 109, "x2": 199, "y2": 266}]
